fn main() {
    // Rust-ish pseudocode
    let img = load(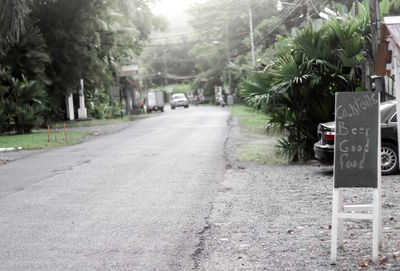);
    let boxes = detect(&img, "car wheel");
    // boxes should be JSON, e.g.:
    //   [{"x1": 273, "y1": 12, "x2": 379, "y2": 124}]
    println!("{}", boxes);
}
[
  {"x1": 381, "y1": 142, "x2": 399, "y2": 175},
  {"x1": 184, "y1": 105, "x2": 189, "y2": 108}
]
